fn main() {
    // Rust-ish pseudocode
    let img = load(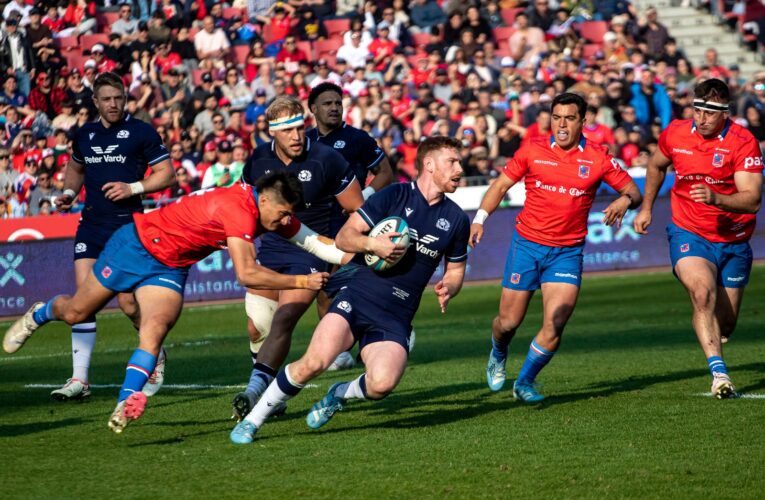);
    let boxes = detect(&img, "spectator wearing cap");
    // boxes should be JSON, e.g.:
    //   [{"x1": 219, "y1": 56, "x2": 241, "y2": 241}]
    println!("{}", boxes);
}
[
  {"x1": 60, "y1": 0, "x2": 97, "y2": 38},
  {"x1": 64, "y1": 67, "x2": 94, "y2": 114},
  {"x1": 244, "y1": 88, "x2": 268, "y2": 125},
  {"x1": 509, "y1": 12, "x2": 546, "y2": 66},
  {"x1": 90, "y1": 43, "x2": 117, "y2": 73},
  {"x1": 629, "y1": 68, "x2": 672, "y2": 129},
  {"x1": 409, "y1": 0, "x2": 447, "y2": 34},
  {"x1": 154, "y1": 41, "x2": 182, "y2": 76},
  {"x1": 0, "y1": 148, "x2": 18, "y2": 197},
  {"x1": 221, "y1": 67, "x2": 254, "y2": 112},
  {"x1": 111, "y1": 3, "x2": 139, "y2": 41},
  {"x1": 195, "y1": 15, "x2": 231, "y2": 69},
  {"x1": 28, "y1": 169, "x2": 62, "y2": 216},
  {"x1": 0, "y1": 75, "x2": 32, "y2": 116},
  {"x1": 636, "y1": 6, "x2": 669, "y2": 58},
  {"x1": 26, "y1": 7, "x2": 54, "y2": 52},
  {"x1": 130, "y1": 73, "x2": 162, "y2": 116},
  {"x1": 337, "y1": 31, "x2": 372, "y2": 71},
  {"x1": 308, "y1": 58, "x2": 342, "y2": 88},
  {"x1": 29, "y1": 71, "x2": 66, "y2": 120},
  {"x1": 201, "y1": 139, "x2": 244, "y2": 188},
  {"x1": 158, "y1": 67, "x2": 187, "y2": 113},
  {"x1": 0, "y1": 14, "x2": 35, "y2": 96},
  {"x1": 3, "y1": 0, "x2": 31, "y2": 26},
  {"x1": 368, "y1": 23, "x2": 398, "y2": 72},
  {"x1": 432, "y1": 67, "x2": 453, "y2": 103},
  {"x1": 275, "y1": 36, "x2": 309, "y2": 75}
]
